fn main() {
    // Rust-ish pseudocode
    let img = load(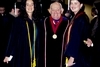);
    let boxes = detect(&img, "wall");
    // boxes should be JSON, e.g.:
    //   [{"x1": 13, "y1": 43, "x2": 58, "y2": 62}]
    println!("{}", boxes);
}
[{"x1": 85, "y1": 4, "x2": 93, "y2": 22}]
